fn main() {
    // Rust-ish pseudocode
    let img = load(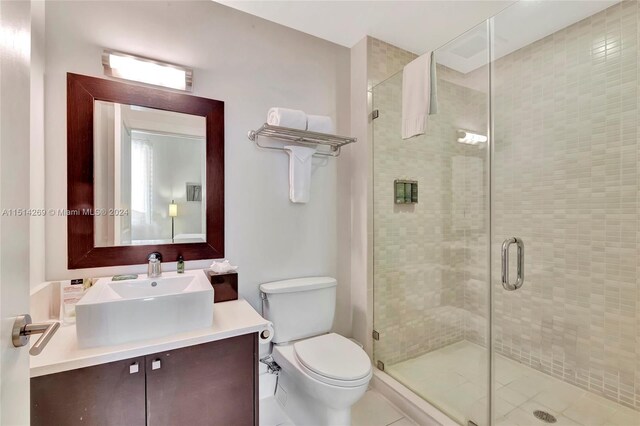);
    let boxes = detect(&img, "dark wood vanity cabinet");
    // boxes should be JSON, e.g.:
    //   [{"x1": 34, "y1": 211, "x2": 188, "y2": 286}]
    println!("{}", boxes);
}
[
  {"x1": 31, "y1": 356, "x2": 147, "y2": 426},
  {"x1": 31, "y1": 333, "x2": 258, "y2": 426},
  {"x1": 146, "y1": 333, "x2": 257, "y2": 425}
]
